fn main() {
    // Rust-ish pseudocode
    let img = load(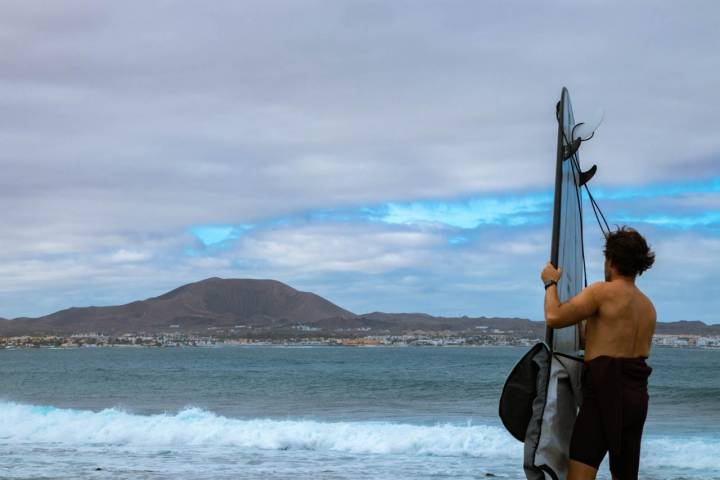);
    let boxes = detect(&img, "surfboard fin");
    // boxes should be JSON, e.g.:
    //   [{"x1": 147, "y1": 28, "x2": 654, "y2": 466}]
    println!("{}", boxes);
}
[
  {"x1": 563, "y1": 138, "x2": 582, "y2": 160},
  {"x1": 579, "y1": 164, "x2": 597, "y2": 186},
  {"x1": 572, "y1": 109, "x2": 604, "y2": 141}
]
